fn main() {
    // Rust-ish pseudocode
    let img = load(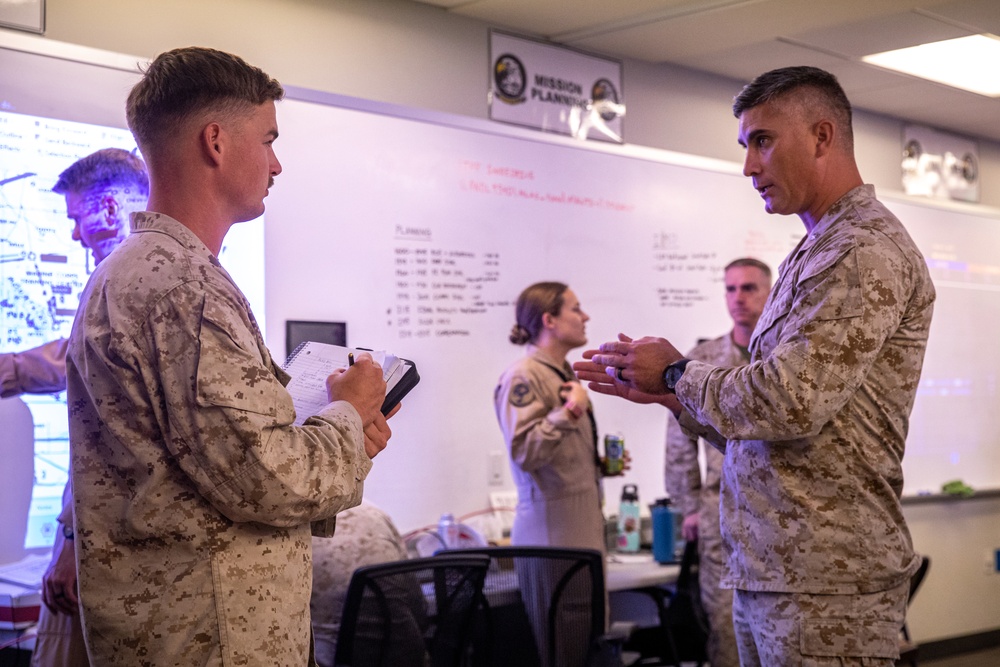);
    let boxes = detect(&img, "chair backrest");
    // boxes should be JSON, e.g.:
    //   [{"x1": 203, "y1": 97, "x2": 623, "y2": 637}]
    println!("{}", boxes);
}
[
  {"x1": 908, "y1": 554, "x2": 931, "y2": 604},
  {"x1": 899, "y1": 554, "x2": 931, "y2": 655},
  {"x1": 443, "y1": 546, "x2": 606, "y2": 667},
  {"x1": 334, "y1": 553, "x2": 490, "y2": 667}
]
